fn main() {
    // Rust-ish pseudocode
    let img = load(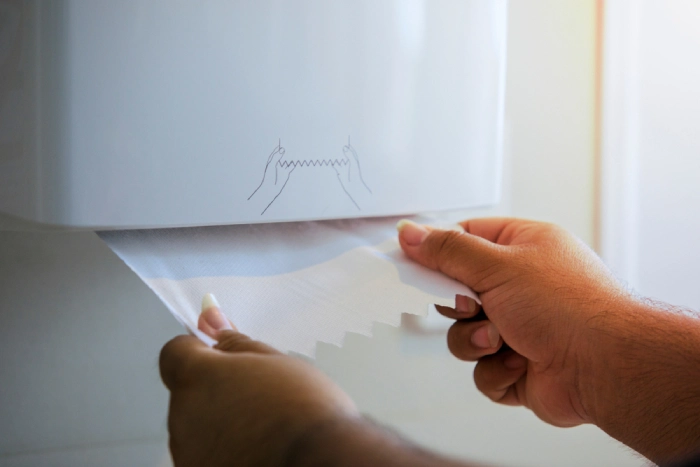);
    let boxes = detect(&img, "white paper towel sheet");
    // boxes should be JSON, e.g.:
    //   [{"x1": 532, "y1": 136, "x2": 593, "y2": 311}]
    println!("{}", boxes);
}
[{"x1": 99, "y1": 217, "x2": 478, "y2": 356}]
